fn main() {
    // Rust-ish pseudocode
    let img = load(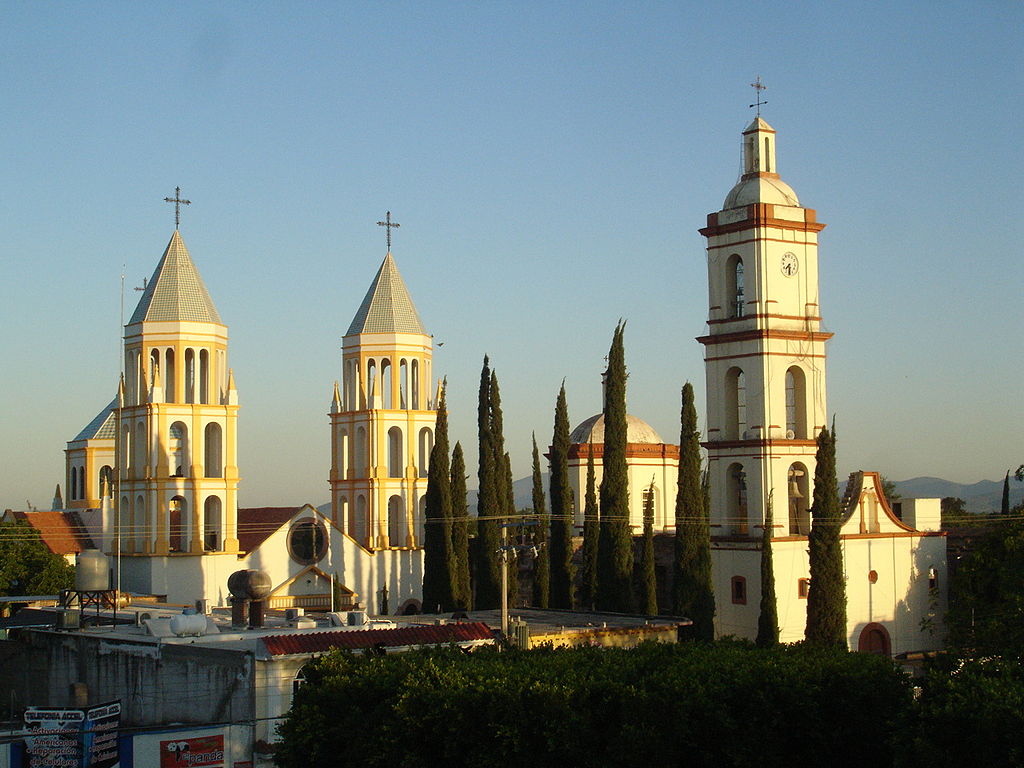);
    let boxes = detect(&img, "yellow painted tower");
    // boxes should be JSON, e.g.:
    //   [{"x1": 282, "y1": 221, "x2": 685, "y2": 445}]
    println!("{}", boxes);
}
[
  {"x1": 330, "y1": 222, "x2": 435, "y2": 550},
  {"x1": 117, "y1": 228, "x2": 240, "y2": 557}
]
